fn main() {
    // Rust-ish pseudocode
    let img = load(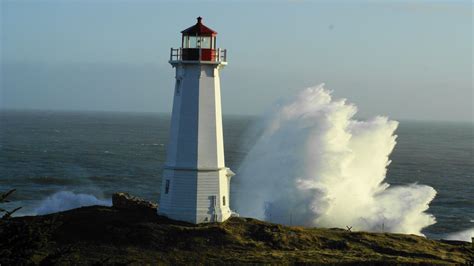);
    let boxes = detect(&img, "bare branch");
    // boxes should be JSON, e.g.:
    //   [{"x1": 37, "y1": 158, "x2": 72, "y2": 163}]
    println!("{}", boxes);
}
[
  {"x1": 0, "y1": 189, "x2": 17, "y2": 203},
  {"x1": 2, "y1": 206, "x2": 22, "y2": 220}
]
